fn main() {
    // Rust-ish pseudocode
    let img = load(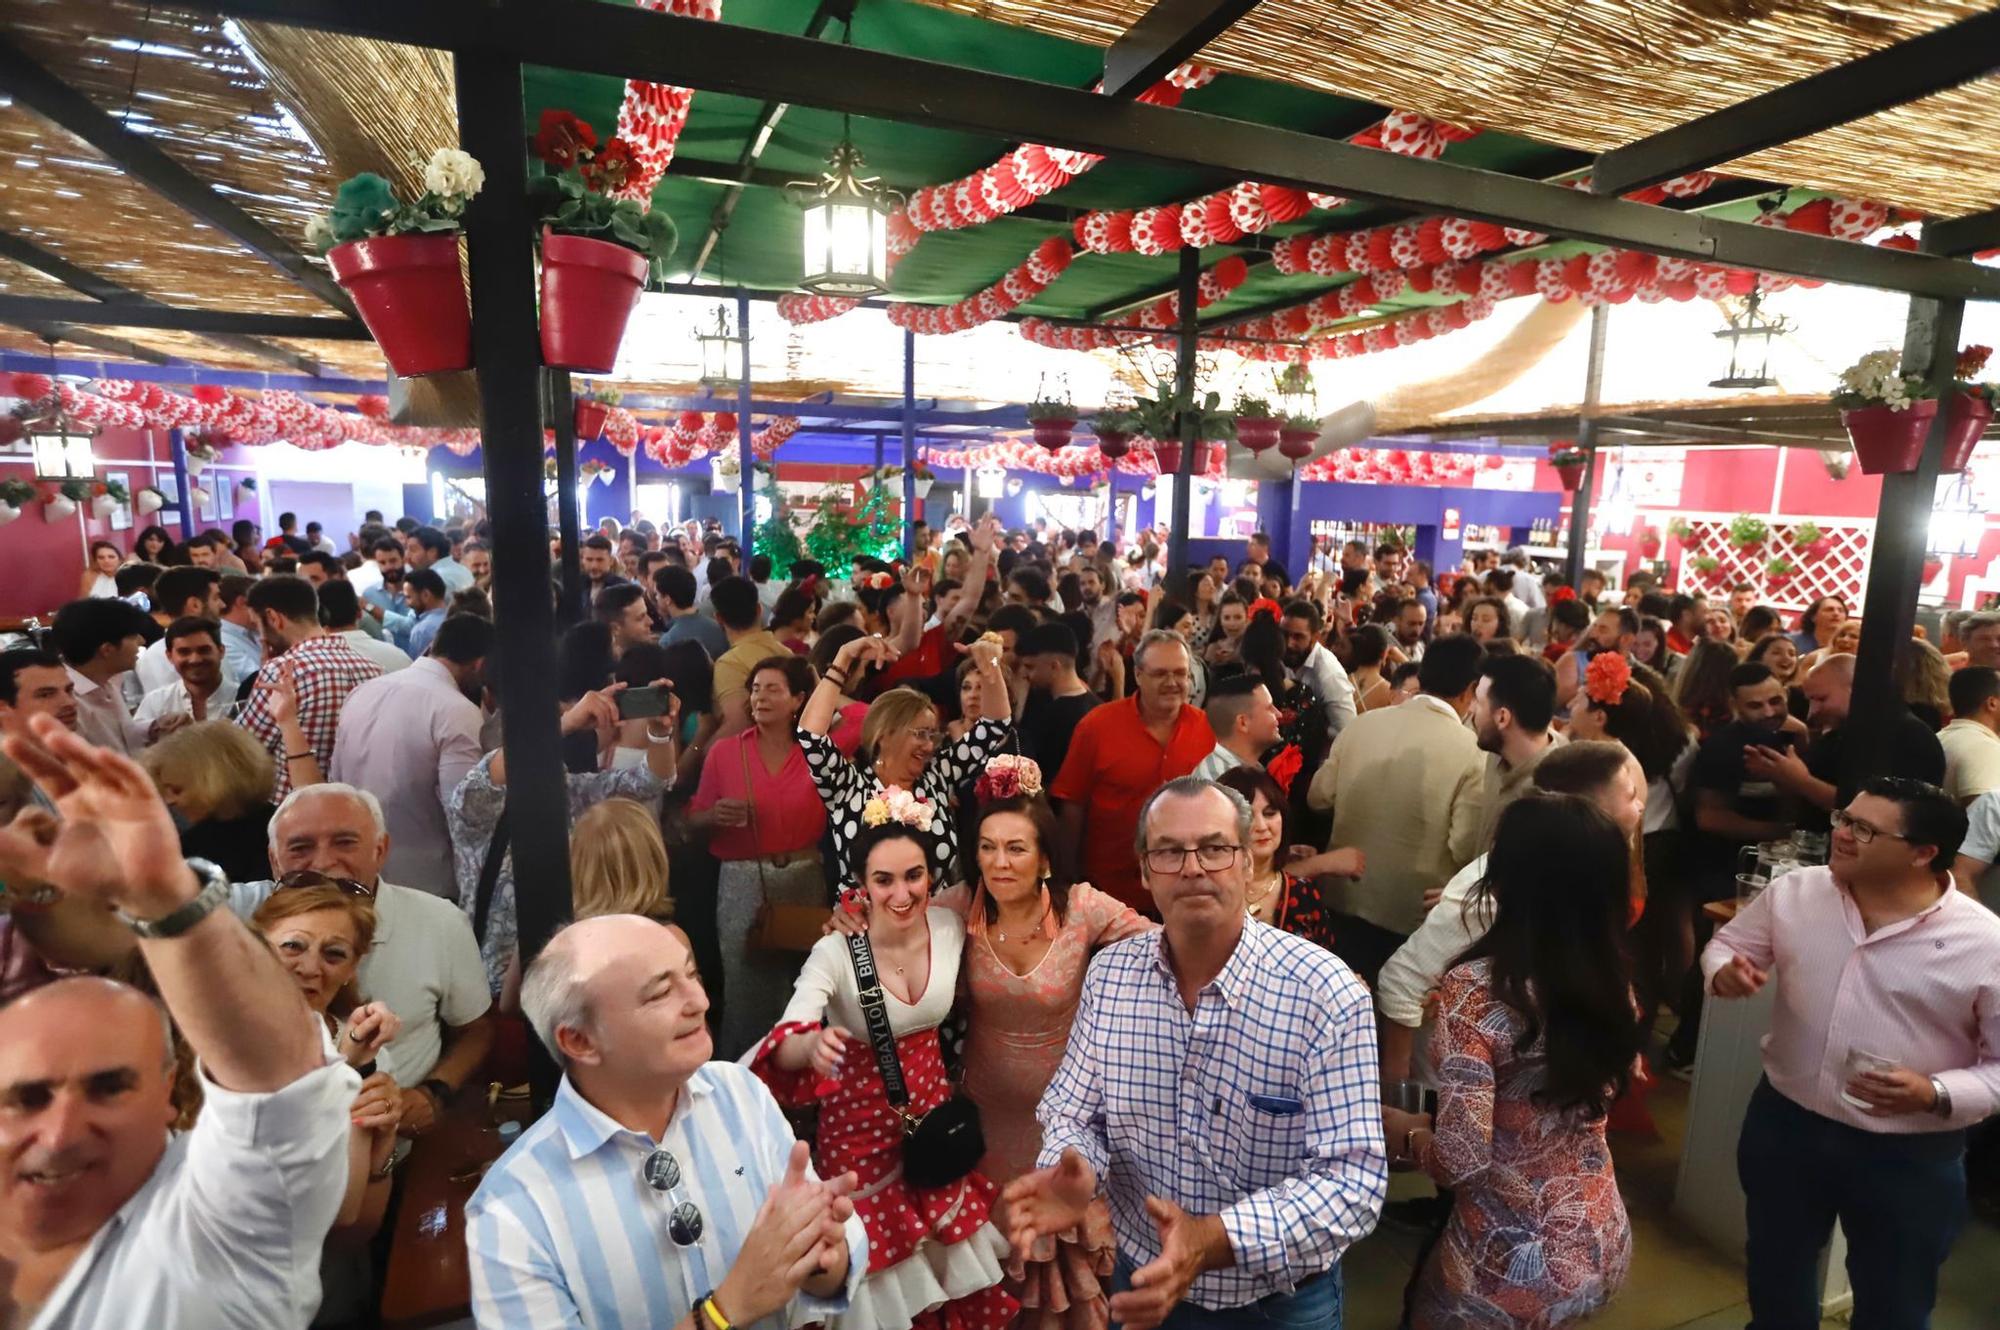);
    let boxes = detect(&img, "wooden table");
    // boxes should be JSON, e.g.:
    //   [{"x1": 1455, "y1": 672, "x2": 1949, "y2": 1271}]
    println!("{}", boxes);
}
[
  {"x1": 380, "y1": 1087, "x2": 536, "y2": 1329},
  {"x1": 1701, "y1": 898, "x2": 1741, "y2": 925}
]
